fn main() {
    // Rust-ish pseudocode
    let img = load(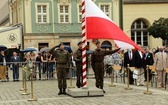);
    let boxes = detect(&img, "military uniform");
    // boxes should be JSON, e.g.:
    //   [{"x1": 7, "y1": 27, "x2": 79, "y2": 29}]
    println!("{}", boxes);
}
[
  {"x1": 74, "y1": 49, "x2": 82, "y2": 88},
  {"x1": 55, "y1": 49, "x2": 70, "y2": 94},
  {"x1": 91, "y1": 48, "x2": 120, "y2": 90}
]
